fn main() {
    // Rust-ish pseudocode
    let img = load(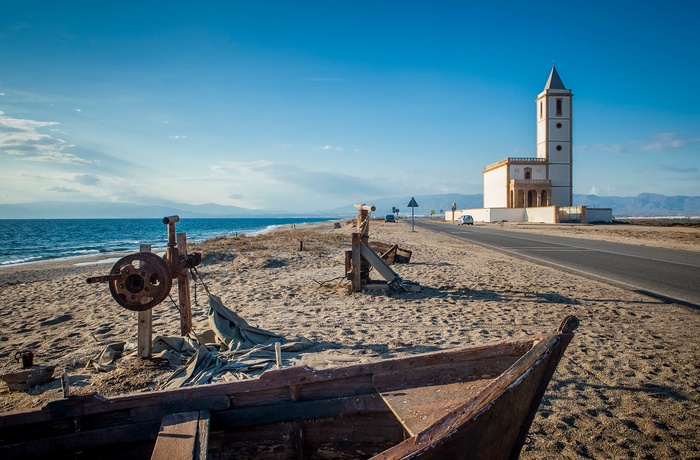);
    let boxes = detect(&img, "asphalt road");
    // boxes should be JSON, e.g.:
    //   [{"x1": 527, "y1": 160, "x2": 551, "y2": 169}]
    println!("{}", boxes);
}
[{"x1": 415, "y1": 220, "x2": 700, "y2": 309}]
